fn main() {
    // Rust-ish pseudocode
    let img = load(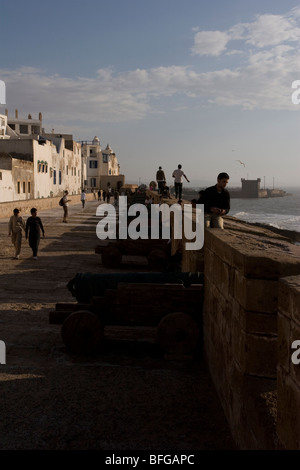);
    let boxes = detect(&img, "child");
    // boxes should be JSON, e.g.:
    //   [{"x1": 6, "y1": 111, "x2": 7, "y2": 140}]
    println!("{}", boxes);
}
[
  {"x1": 25, "y1": 208, "x2": 45, "y2": 260},
  {"x1": 8, "y1": 208, "x2": 26, "y2": 260}
]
